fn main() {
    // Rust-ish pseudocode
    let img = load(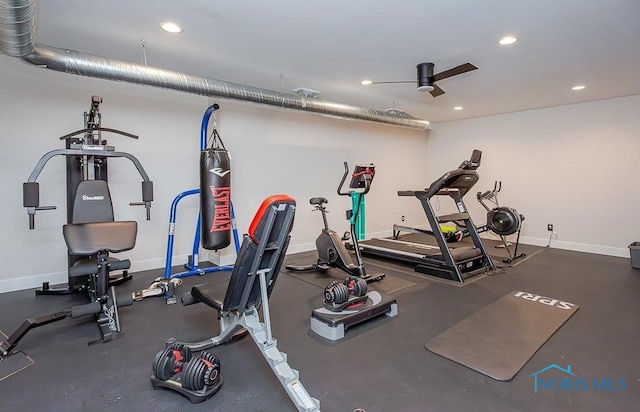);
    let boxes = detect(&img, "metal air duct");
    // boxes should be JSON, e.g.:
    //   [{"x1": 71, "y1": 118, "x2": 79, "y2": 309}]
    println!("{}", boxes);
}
[{"x1": 0, "y1": 0, "x2": 430, "y2": 130}]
